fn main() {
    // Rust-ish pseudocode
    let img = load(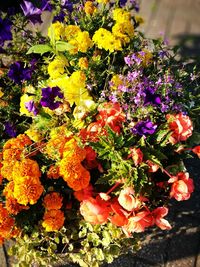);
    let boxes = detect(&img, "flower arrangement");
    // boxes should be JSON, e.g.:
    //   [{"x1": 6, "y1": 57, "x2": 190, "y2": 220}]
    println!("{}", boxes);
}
[{"x1": 0, "y1": 1, "x2": 200, "y2": 266}]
